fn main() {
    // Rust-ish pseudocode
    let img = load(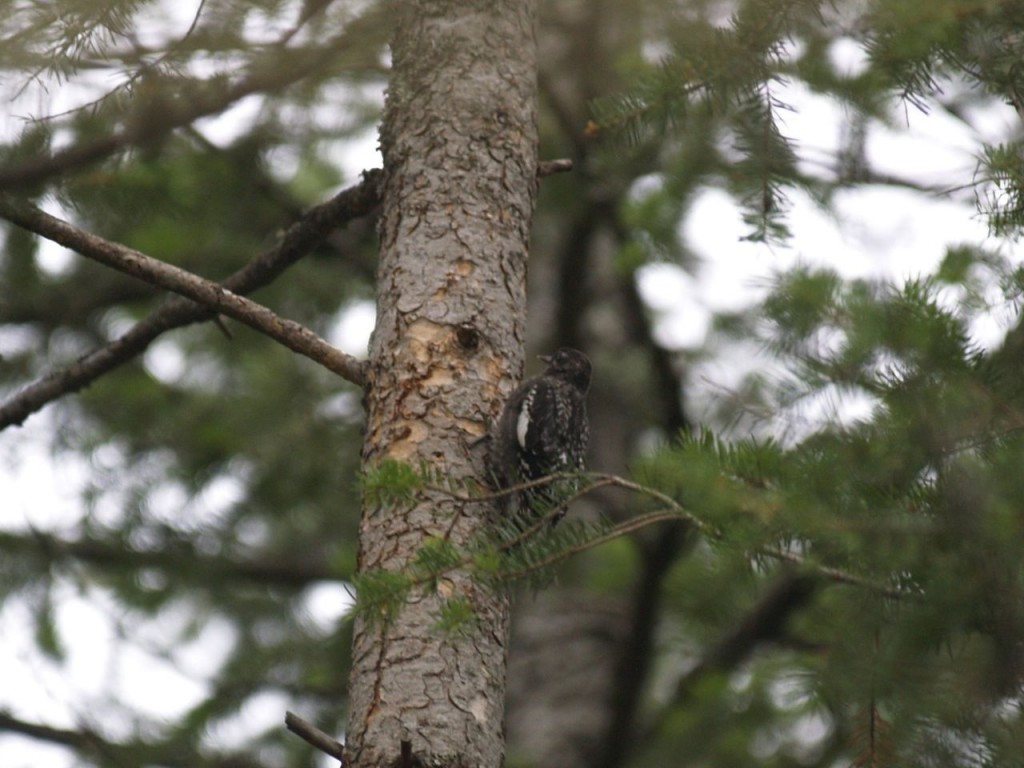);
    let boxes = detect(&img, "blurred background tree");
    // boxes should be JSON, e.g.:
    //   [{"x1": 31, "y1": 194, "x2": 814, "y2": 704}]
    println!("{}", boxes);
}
[{"x1": 4, "y1": 1, "x2": 1024, "y2": 767}]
